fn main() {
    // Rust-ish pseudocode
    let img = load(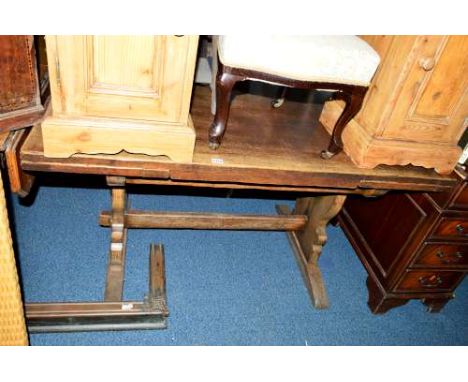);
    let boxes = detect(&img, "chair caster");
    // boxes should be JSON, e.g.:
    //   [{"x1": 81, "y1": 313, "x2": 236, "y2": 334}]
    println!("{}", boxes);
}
[
  {"x1": 208, "y1": 140, "x2": 220, "y2": 150},
  {"x1": 271, "y1": 98, "x2": 285, "y2": 109},
  {"x1": 320, "y1": 150, "x2": 335, "y2": 159}
]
